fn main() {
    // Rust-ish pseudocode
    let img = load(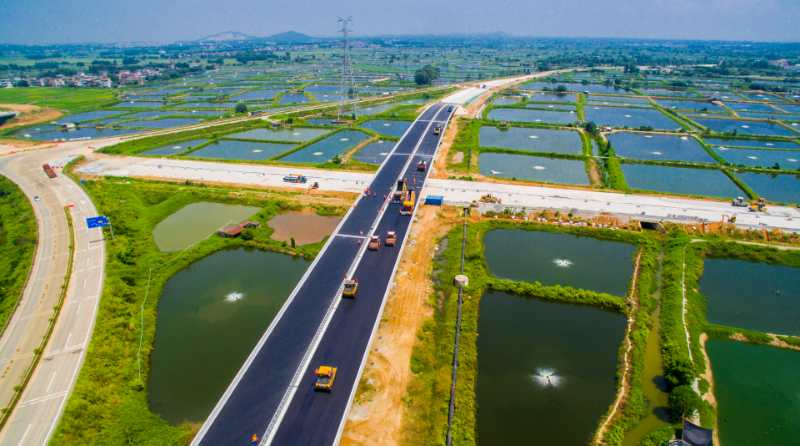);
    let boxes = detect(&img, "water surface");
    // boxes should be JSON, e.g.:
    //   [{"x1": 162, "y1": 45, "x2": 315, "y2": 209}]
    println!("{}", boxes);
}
[
  {"x1": 479, "y1": 153, "x2": 589, "y2": 185},
  {"x1": 152, "y1": 202, "x2": 260, "y2": 252},
  {"x1": 621, "y1": 164, "x2": 741, "y2": 198}
]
